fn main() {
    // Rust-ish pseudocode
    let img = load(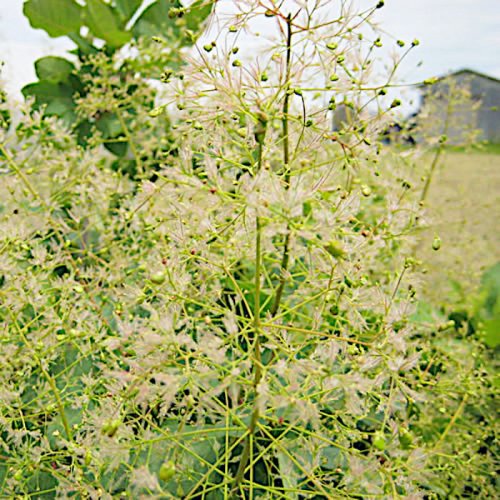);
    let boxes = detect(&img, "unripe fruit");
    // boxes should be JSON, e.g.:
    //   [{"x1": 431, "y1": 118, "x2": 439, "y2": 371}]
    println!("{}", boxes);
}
[
  {"x1": 102, "y1": 419, "x2": 121, "y2": 437},
  {"x1": 158, "y1": 461, "x2": 176, "y2": 481},
  {"x1": 150, "y1": 271, "x2": 166, "y2": 285},
  {"x1": 432, "y1": 235, "x2": 441, "y2": 251},
  {"x1": 361, "y1": 185, "x2": 372, "y2": 197},
  {"x1": 372, "y1": 431, "x2": 386, "y2": 451}
]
